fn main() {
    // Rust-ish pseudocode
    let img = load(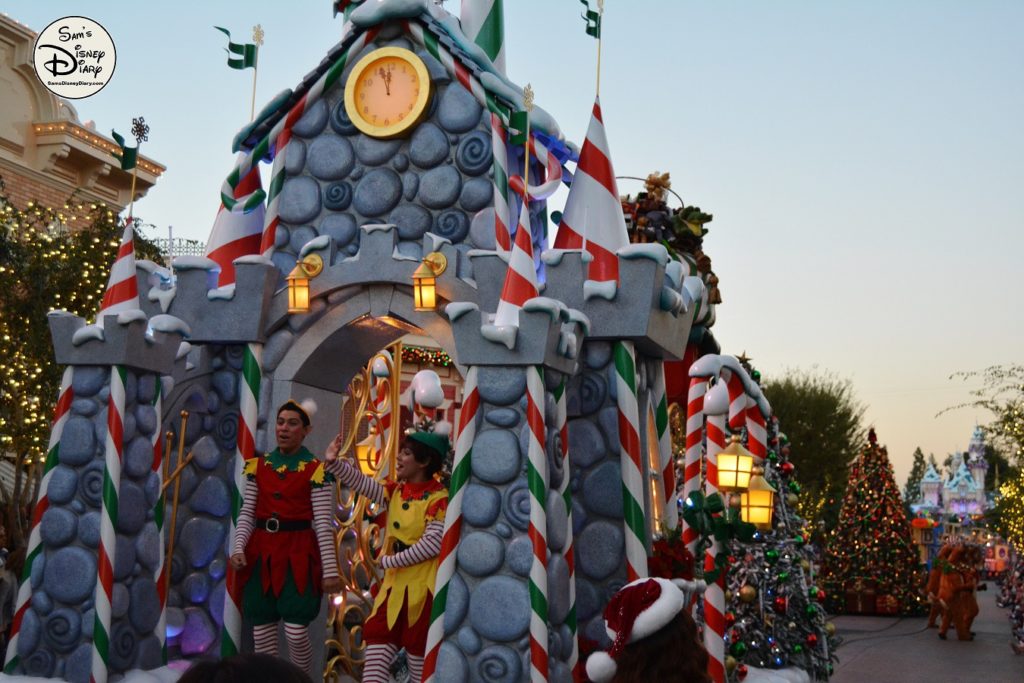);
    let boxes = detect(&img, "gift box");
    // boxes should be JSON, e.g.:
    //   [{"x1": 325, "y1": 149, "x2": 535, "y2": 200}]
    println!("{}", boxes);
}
[
  {"x1": 844, "y1": 579, "x2": 877, "y2": 614},
  {"x1": 875, "y1": 594, "x2": 899, "y2": 615}
]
